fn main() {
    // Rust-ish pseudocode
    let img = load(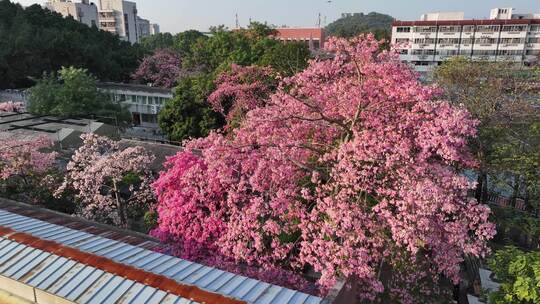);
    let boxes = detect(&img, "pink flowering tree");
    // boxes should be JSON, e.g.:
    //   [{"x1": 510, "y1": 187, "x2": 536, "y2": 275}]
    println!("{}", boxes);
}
[
  {"x1": 56, "y1": 134, "x2": 155, "y2": 228},
  {"x1": 0, "y1": 101, "x2": 25, "y2": 113},
  {"x1": 152, "y1": 35, "x2": 495, "y2": 301},
  {"x1": 0, "y1": 136, "x2": 57, "y2": 203},
  {"x1": 208, "y1": 64, "x2": 277, "y2": 129},
  {"x1": 132, "y1": 49, "x2": 182, "y2": 89}
]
